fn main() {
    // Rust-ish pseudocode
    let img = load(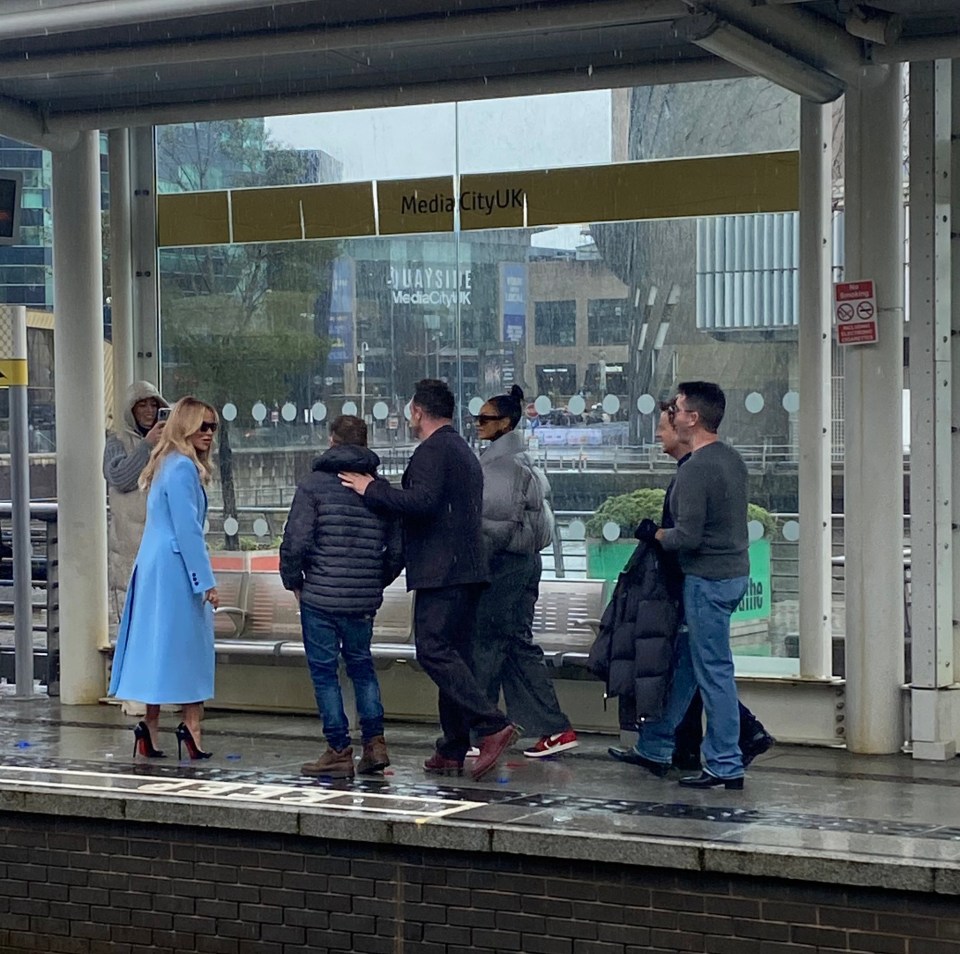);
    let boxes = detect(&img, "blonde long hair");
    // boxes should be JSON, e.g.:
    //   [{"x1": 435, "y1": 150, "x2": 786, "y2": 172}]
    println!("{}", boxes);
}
[{"x1": 139, "y1": 396, "x2": 219, "y2": 492}]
